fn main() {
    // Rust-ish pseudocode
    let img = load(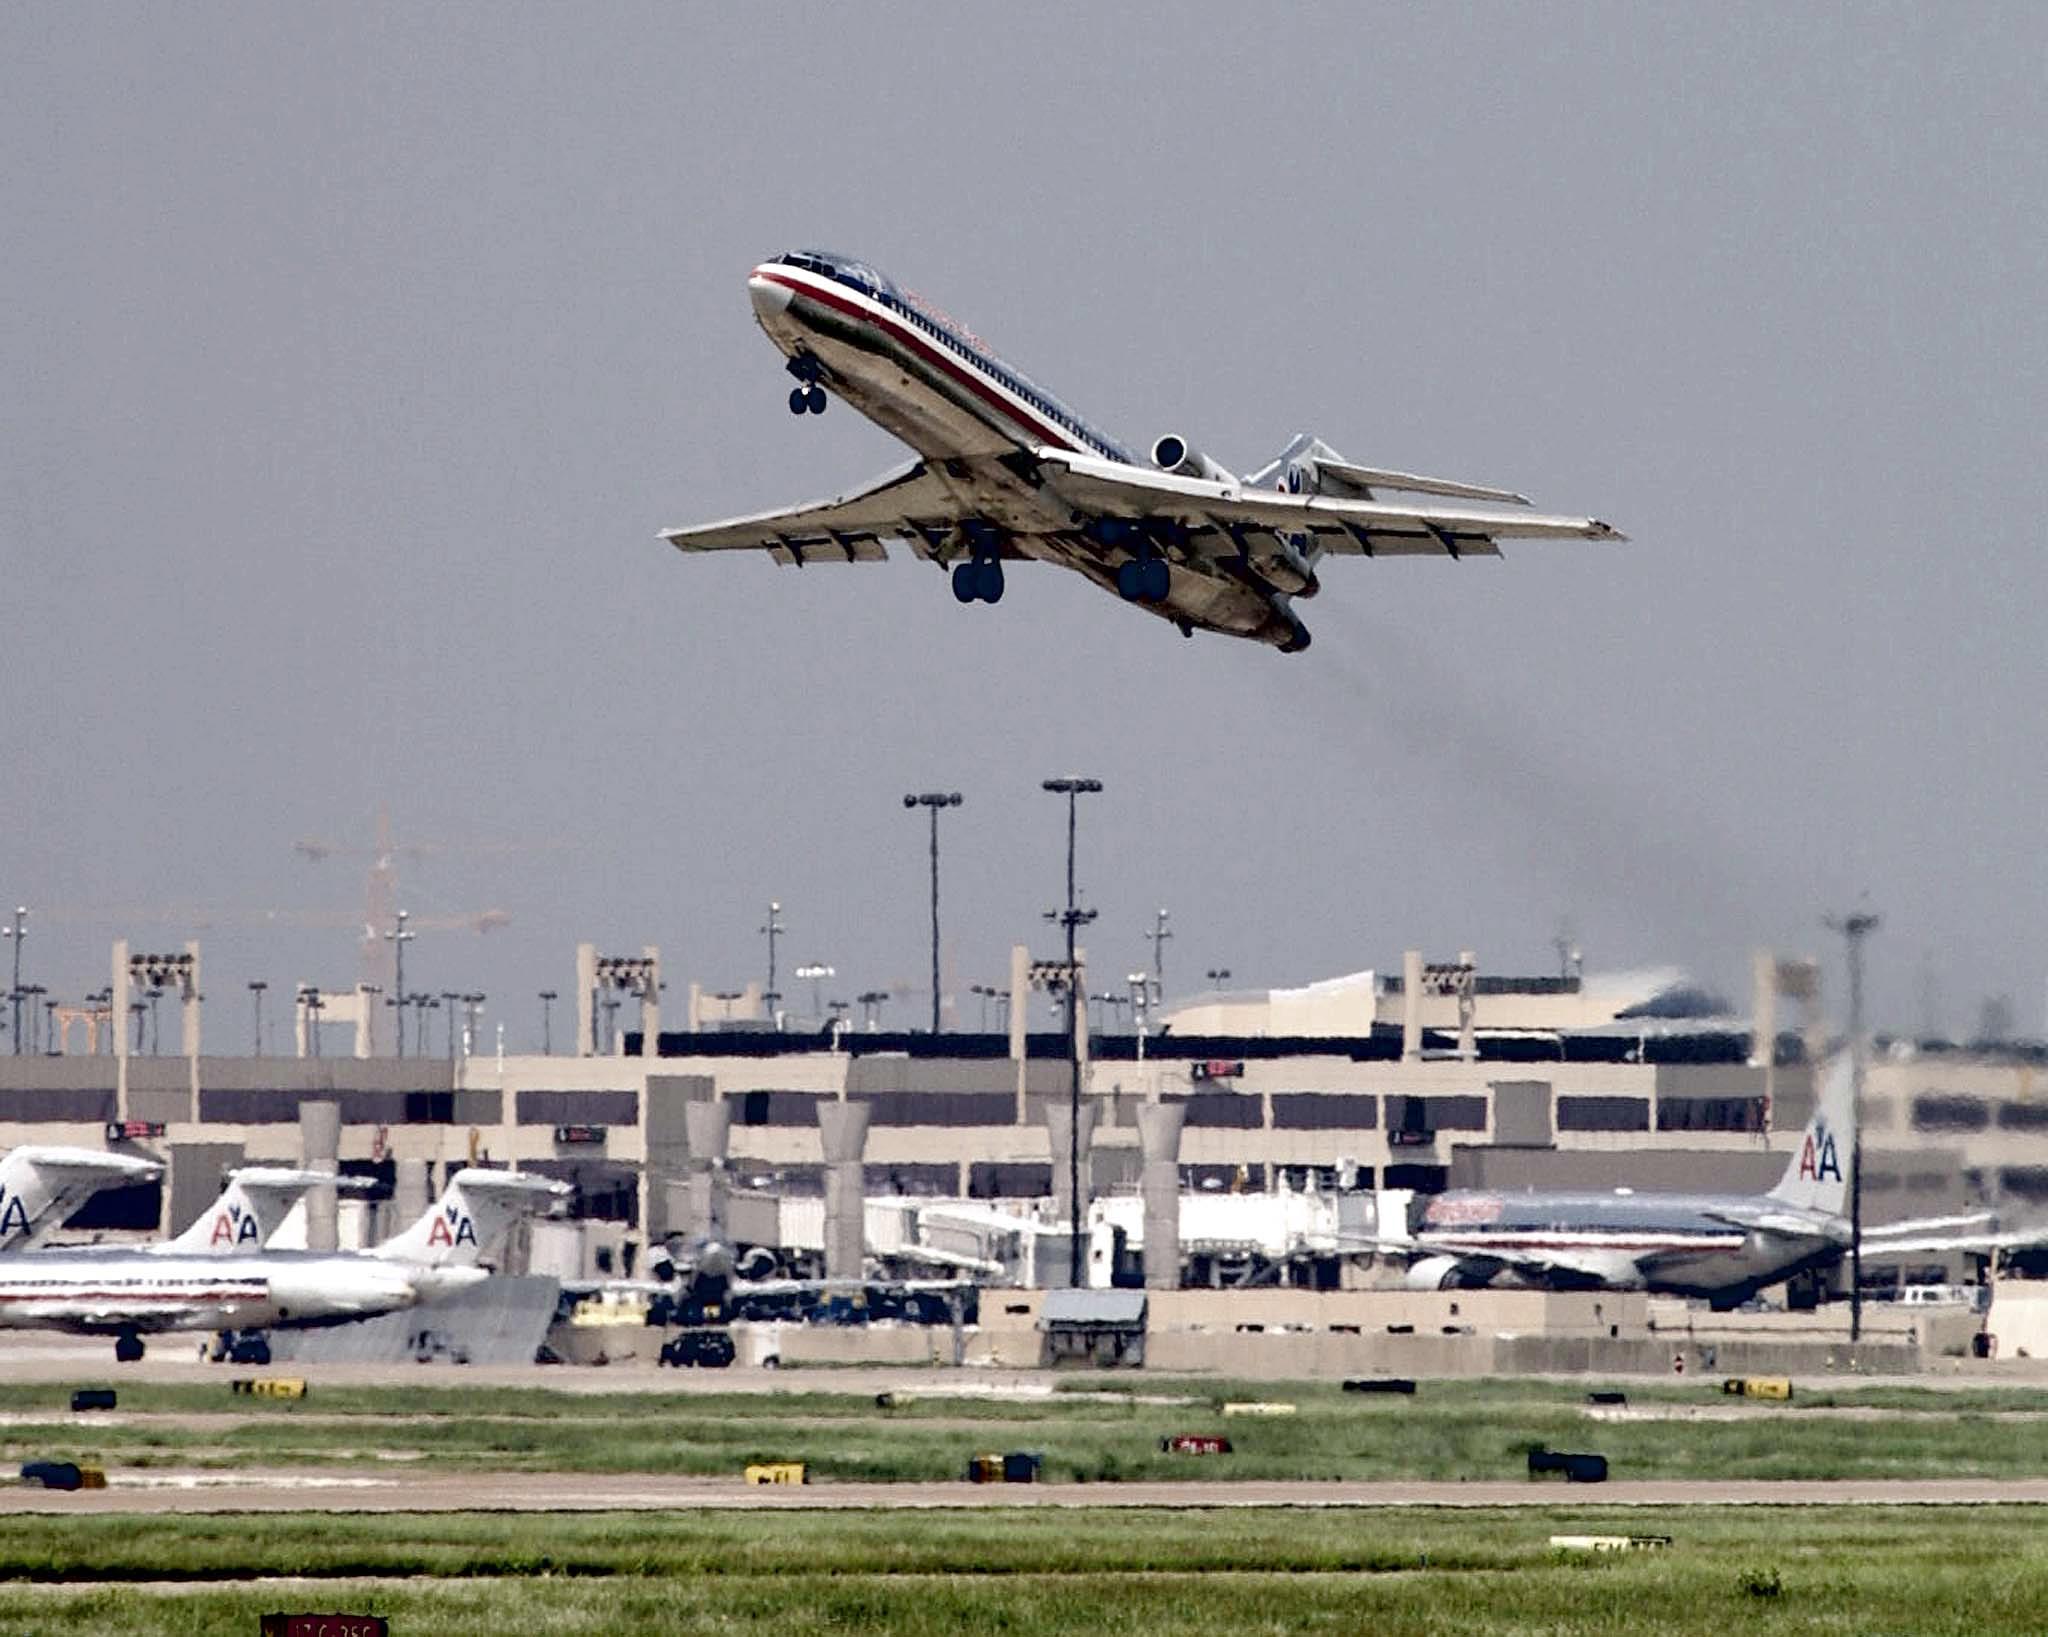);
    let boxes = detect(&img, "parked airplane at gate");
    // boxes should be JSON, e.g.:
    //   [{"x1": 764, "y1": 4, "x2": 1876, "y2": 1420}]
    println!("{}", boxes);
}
[
  {"x1": 0, "y1": 1166, "x2": 566, "y2": 1361},
  {"x1": 663, "y1": 250, "x2": 1625, "y2": 652},
  {"x1": 1360, "y1": 1057, "x2": 2029, "y2": 1308},
  {"x1": 0, "y1": 1146, "x2": 161, "y2": 1251}
]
